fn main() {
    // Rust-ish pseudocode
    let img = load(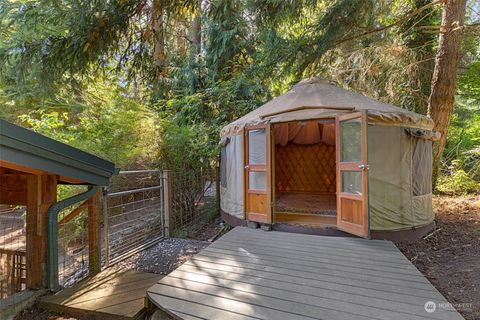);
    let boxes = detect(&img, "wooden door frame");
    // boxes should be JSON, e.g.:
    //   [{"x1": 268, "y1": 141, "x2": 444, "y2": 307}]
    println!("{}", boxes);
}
[
  {"x1": 243, "y1": 124, "x2": 272, "y2": 224},
  {"x1": 335, "y1": 111, "x2": 369, "y2": 238}
]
